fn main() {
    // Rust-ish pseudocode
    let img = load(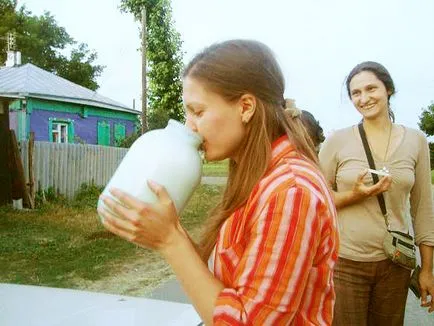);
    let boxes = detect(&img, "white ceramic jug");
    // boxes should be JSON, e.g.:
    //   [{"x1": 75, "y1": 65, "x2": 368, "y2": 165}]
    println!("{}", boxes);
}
[{"x1": 98, "y1": 119, "x2": 203, "y2": 220}]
